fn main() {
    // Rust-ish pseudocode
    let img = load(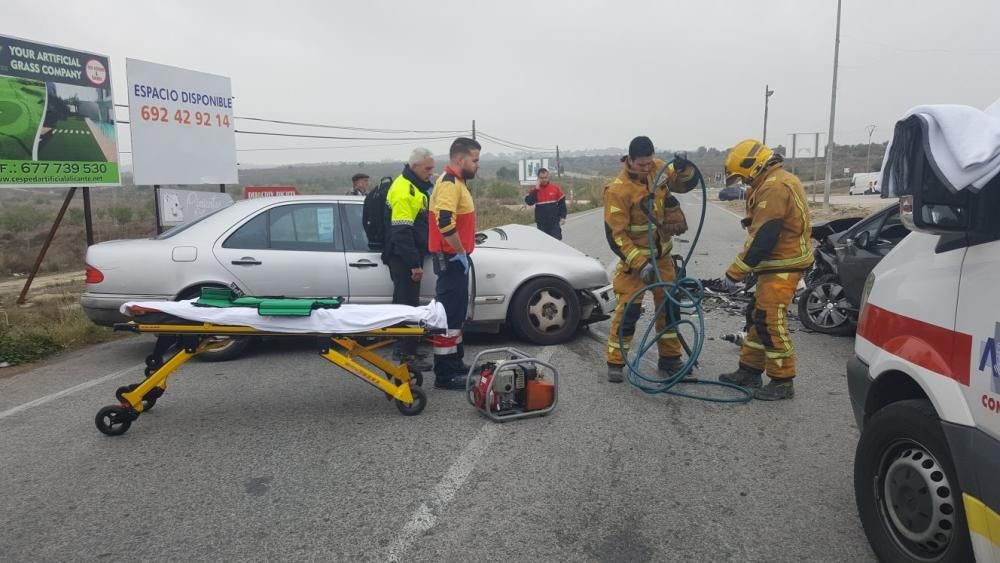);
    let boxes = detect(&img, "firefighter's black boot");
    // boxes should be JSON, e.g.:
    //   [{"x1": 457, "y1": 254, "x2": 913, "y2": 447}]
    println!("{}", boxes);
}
[
  {"x1": 753, "y1": 377, "x2": 795, "y2": 401},
  {"x1": 607, "y1": 364, "x2": 624, "y2": 383},
  {"x1": 718, "y1": 365, "x2": 763, "y2": 388},
  {"x1": 658, "y1": 356, "x2": 685, "y2": 378}
]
